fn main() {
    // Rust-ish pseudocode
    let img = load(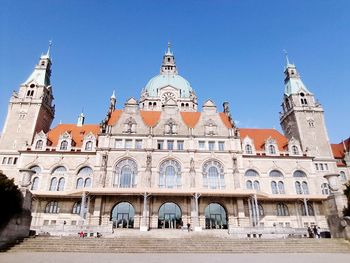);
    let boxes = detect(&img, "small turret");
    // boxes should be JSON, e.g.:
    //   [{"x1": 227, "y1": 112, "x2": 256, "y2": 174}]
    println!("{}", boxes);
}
[
  {"x1": 110, "y1": 90, "x2": 116, "y2": 111},
  {"x1": 77, "y1": 112, "x2": 85, "y2": 127}
]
